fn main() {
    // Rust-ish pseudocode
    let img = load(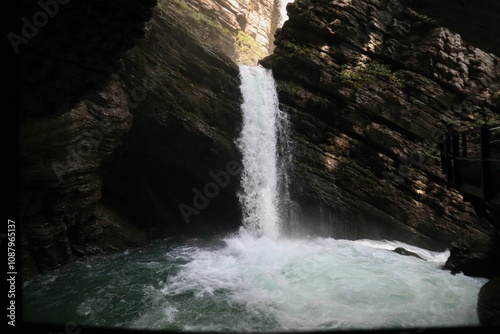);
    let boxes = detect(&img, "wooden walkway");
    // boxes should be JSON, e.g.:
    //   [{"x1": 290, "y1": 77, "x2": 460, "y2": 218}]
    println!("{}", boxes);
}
[{"x1": 440, "y1": 124, "x2": 500, "y2": 230}]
